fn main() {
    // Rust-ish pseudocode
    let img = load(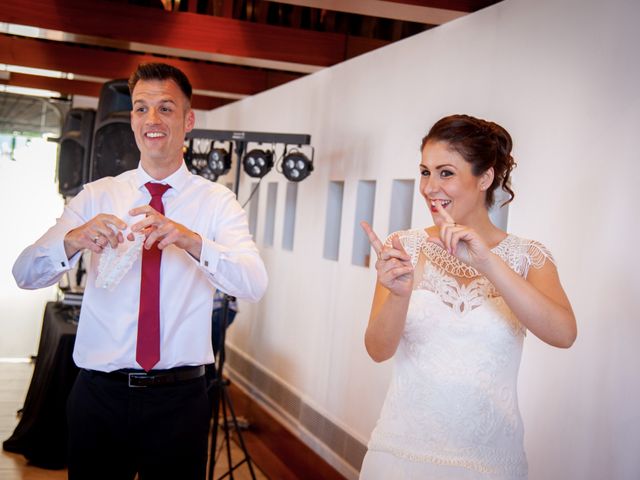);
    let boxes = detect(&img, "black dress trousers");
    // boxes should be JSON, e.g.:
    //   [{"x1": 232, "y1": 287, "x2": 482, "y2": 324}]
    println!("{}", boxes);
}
[{"x1": 67, "y1": 369, "x2": 210, "y2": 480}]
